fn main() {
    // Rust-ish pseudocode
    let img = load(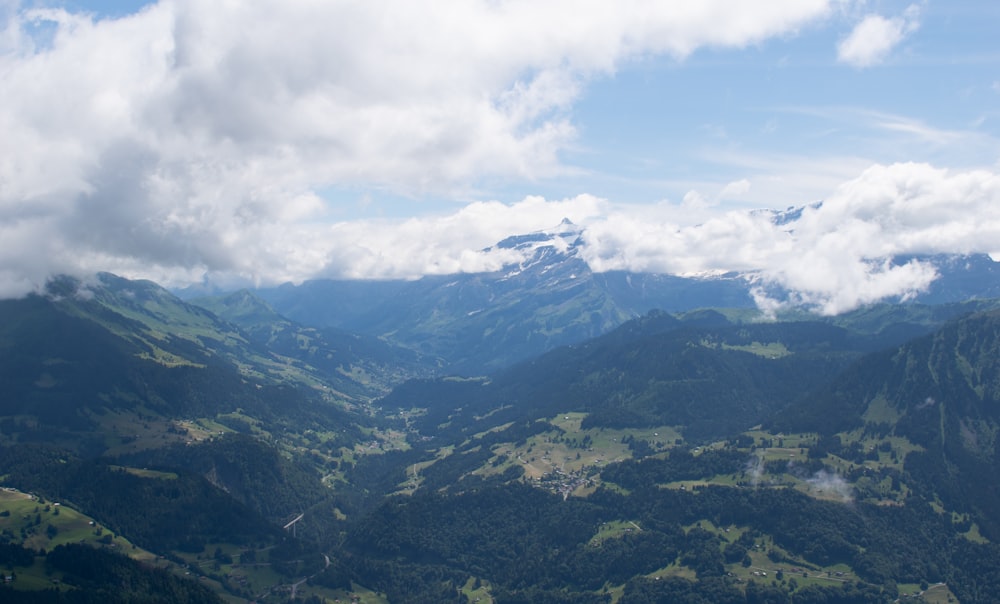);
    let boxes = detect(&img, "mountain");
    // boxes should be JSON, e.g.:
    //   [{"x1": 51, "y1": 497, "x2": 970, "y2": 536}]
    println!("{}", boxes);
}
[
  {"x1": 255, "y1": 221, "x2": 756, "y2": 373},
  {"x1": 0, "y1": 275, "x2": 372, "y2": 601},
  {"x1": 8, "y1": 266, "x2": 1000, "y2": 602},
  {"x1": 248, "y1": 221, "x2": 1000, "y2": 375},
  {"x1": 772, "y1": 309, "x2": 1000, "y2": 538},
  {"x1": 0, "y1": 273, "x2": 372, "y2": 456},
  {"x1": 332, "y1": 309, "x2": 1000, "y2": 602},
  {"x1": 377, "y1": 306, "x2": 964, "y2": 445},
  {"x1": 903, "y1": 253, "x2": 1000, "y2": 303},
  {"x1": 191, "y1": 288, "x2": 436, "y2": 395}
]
